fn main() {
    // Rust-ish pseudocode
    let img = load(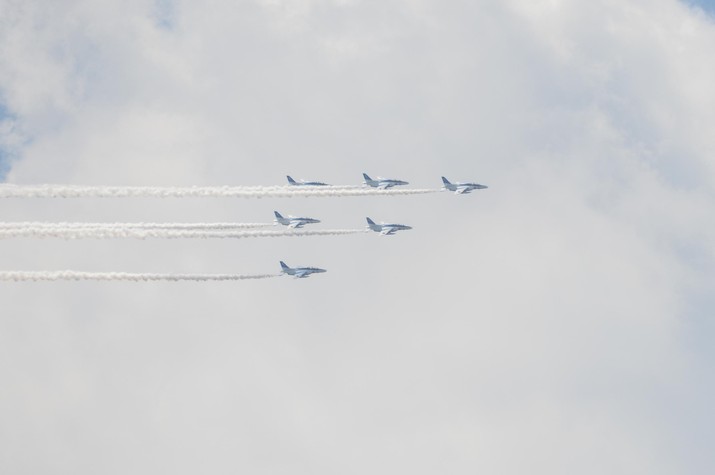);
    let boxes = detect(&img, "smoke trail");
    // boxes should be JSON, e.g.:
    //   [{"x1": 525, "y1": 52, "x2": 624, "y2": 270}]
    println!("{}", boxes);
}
[
  {"x1": 0, "y1": 184, "x2": 438, "y2": 198},
  {"x1": 0, "y1": 228, "x2": 367, "y2": 239},
  {"x1": 0, "y1": 222, "x2": 271, "y2": 230},
  {"x1": 0, "y1": 271, "x2": 279, "y2": 282}
]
